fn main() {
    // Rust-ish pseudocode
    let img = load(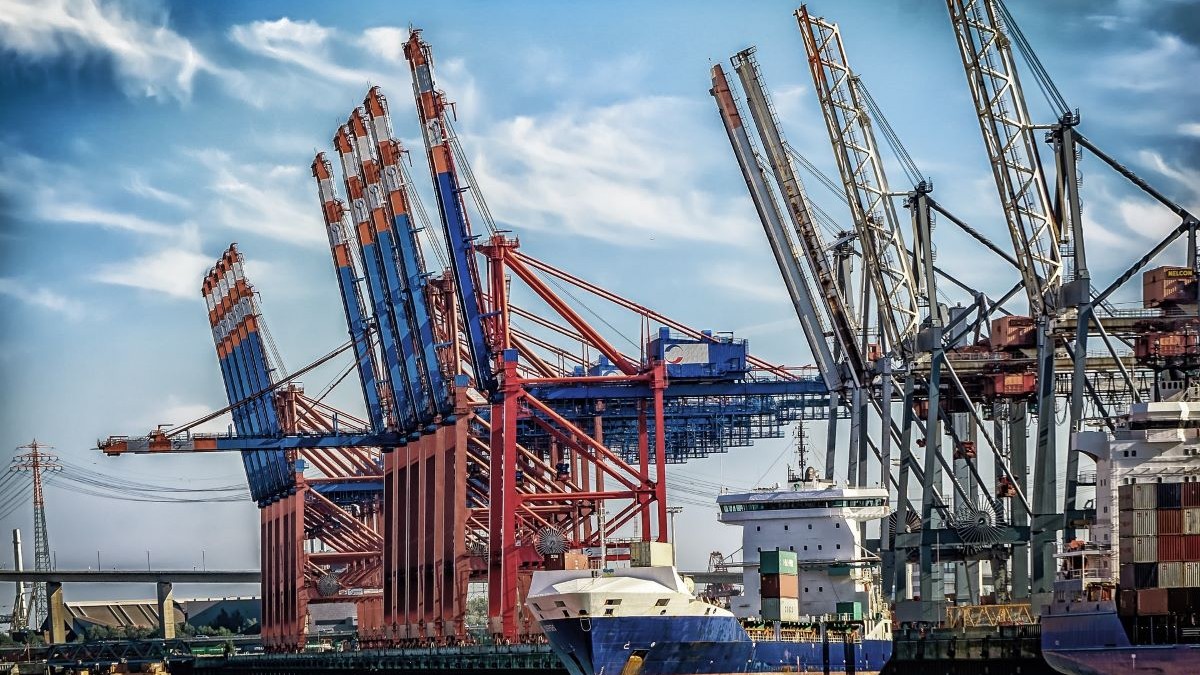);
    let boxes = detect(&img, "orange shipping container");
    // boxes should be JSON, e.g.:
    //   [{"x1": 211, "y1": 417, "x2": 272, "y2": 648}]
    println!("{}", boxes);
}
[
  {"x1": 1138, "y1": 588, "x2": 1169, "y2": 615},
  {"x1": 1158, "y1": 508, "x2": 1183, "y2": 536},
  {"x1": 1143, "y1": 265, "x2": 1196, "y2": 307},
  {"x1": 760, "y1": 573, "x2": 800, "y2": 598},
  {"x1": 990, "y1": 316, "x2": 1036, "y2": 350}
]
